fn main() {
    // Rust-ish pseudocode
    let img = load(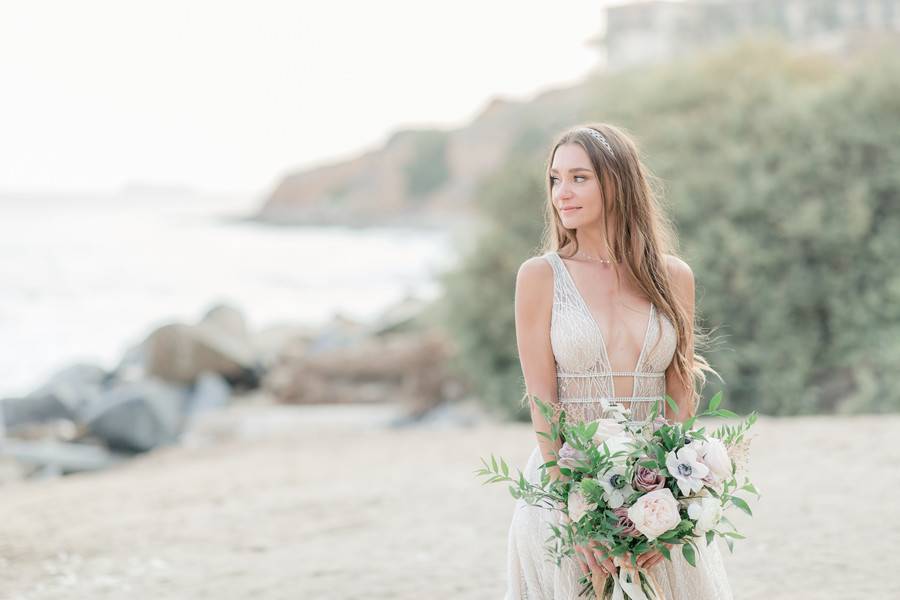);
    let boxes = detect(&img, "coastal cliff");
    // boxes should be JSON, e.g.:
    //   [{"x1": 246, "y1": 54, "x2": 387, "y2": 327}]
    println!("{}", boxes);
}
[{"x1": 254, "y1": 86, "x2": 586, "y2": 228}]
